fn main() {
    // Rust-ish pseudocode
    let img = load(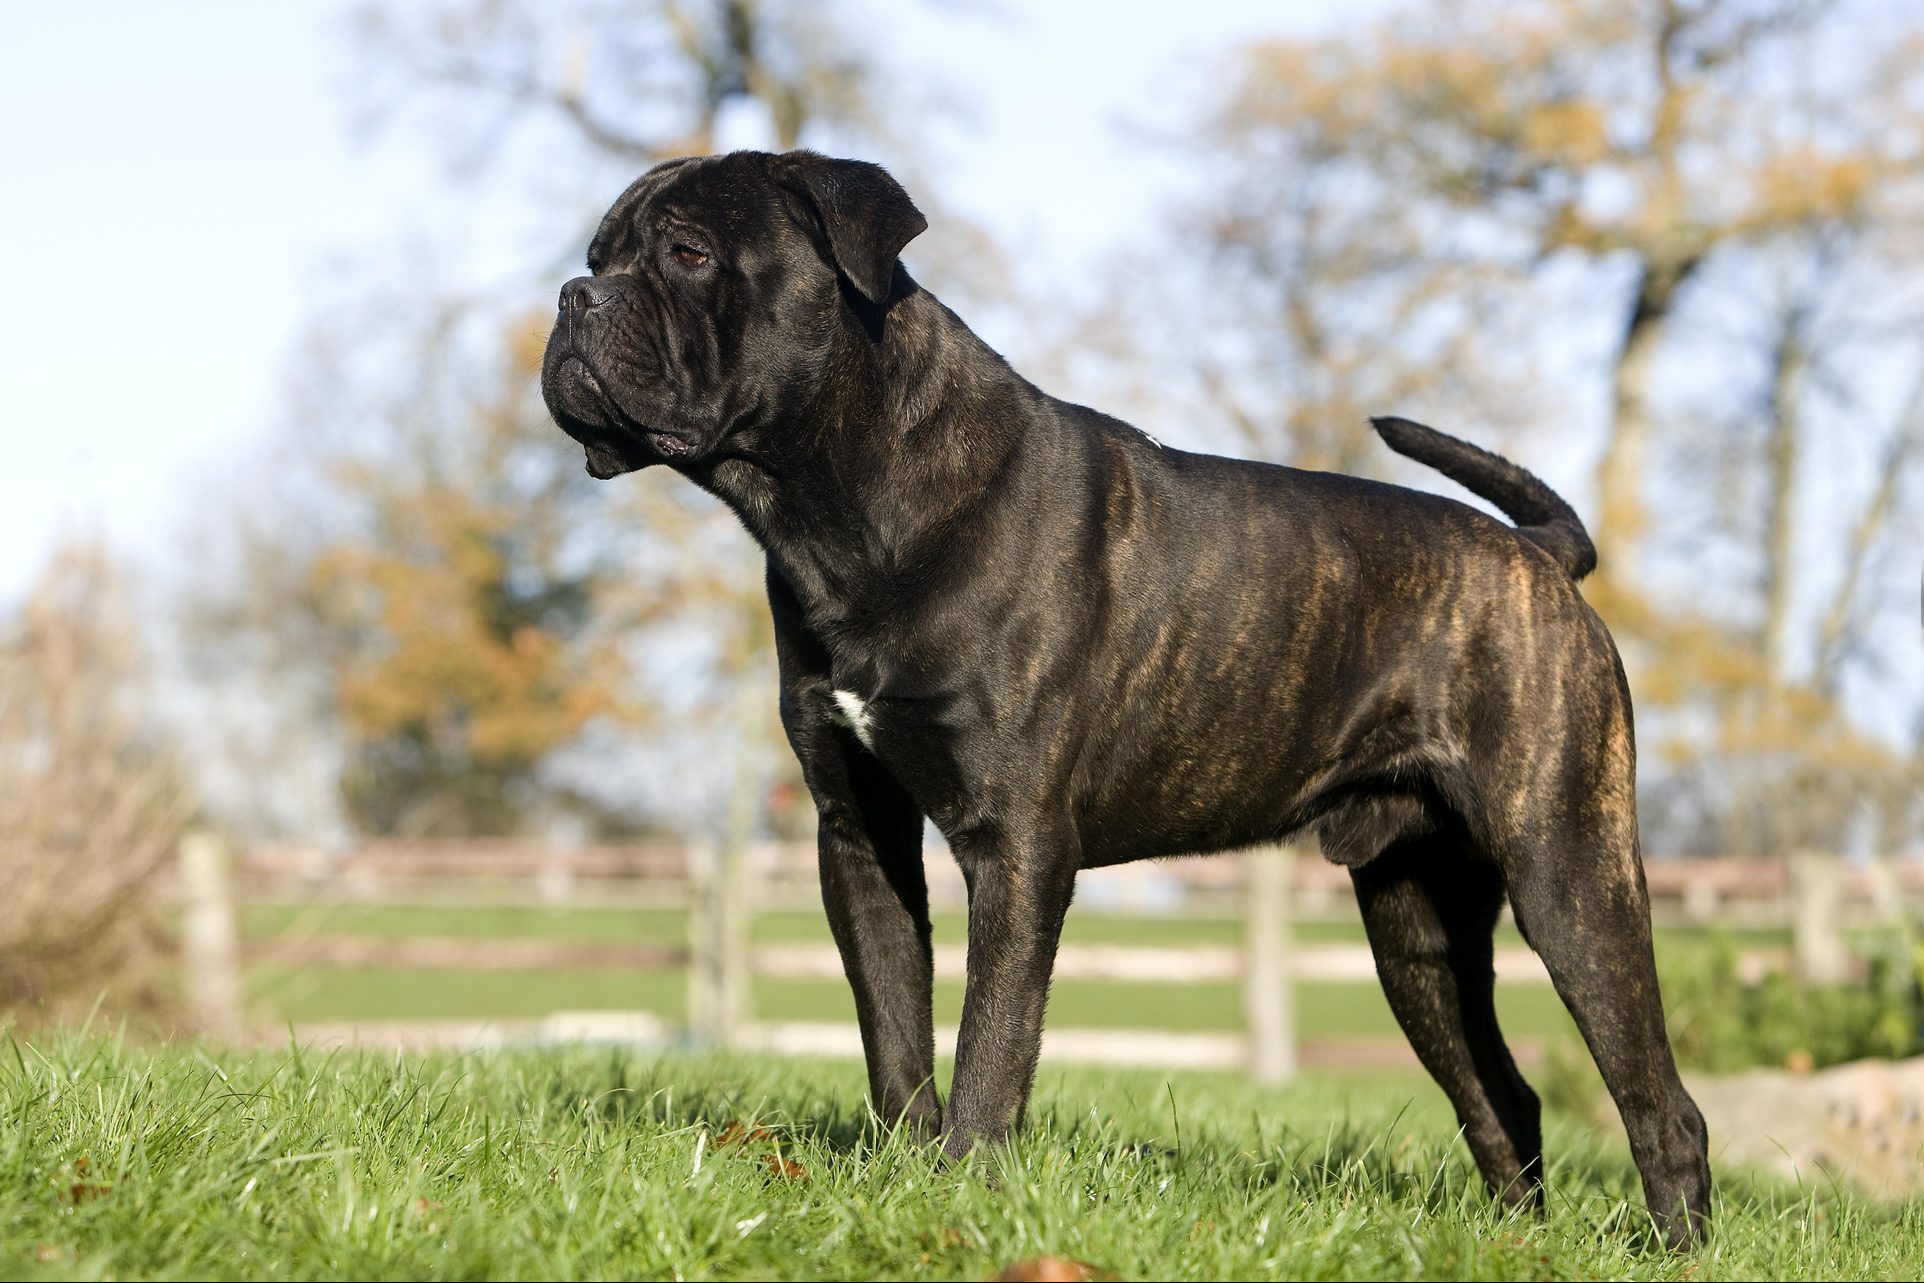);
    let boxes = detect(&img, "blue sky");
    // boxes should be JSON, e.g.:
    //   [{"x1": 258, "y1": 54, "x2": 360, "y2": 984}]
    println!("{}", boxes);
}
[{"x1": 0, "y1": 0, "x2": 1375, "y2": 599}]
